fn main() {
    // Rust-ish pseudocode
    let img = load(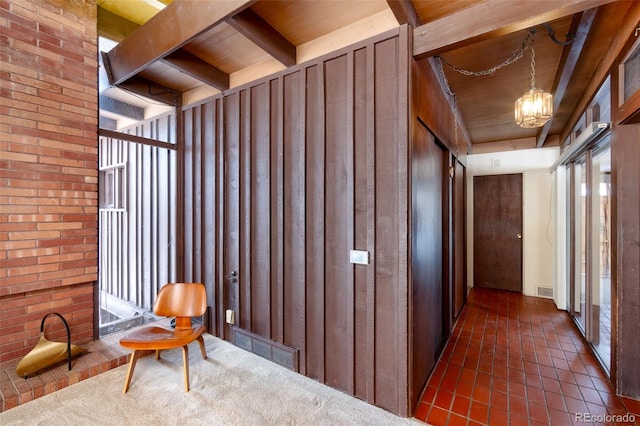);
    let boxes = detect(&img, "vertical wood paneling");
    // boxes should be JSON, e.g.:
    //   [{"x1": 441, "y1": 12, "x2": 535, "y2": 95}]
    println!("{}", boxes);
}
[
  {"x1": 324, "y1": 53, "x2": 352, "y2": 392},
  {"x1": 373, "y1": 35, "x2": 404, "y2": 413},
  {"x1": 304, "y1": 64, "x2": 326, "y2": 382},
  {"x1": 283, "y1": 70, "x2": 307, "y2": 366},
  {"x1": 181, "y1": 27, "x2": 419, "y2": 416},
  {"x1": 250, "y1": 83, "x2": 271, "y2": 337},
  {"x1": 271, "y1": 78, "x2": 285, "y2": 342},
  {"x1": 353, "y1": 46, "x2": 369, "y2": 399},
  {"x1": 224, "y1": 93, "x2": 241, "y2": 340},
  {"x1": 201, "y1": 102, "x2": 215, "y2": 291},
  {"x1": 240, "y1": 89, "x2": 252, "y2": 330},
  {"x1": 183, "y1": 108, "x2": 195, "y2": 282}
]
